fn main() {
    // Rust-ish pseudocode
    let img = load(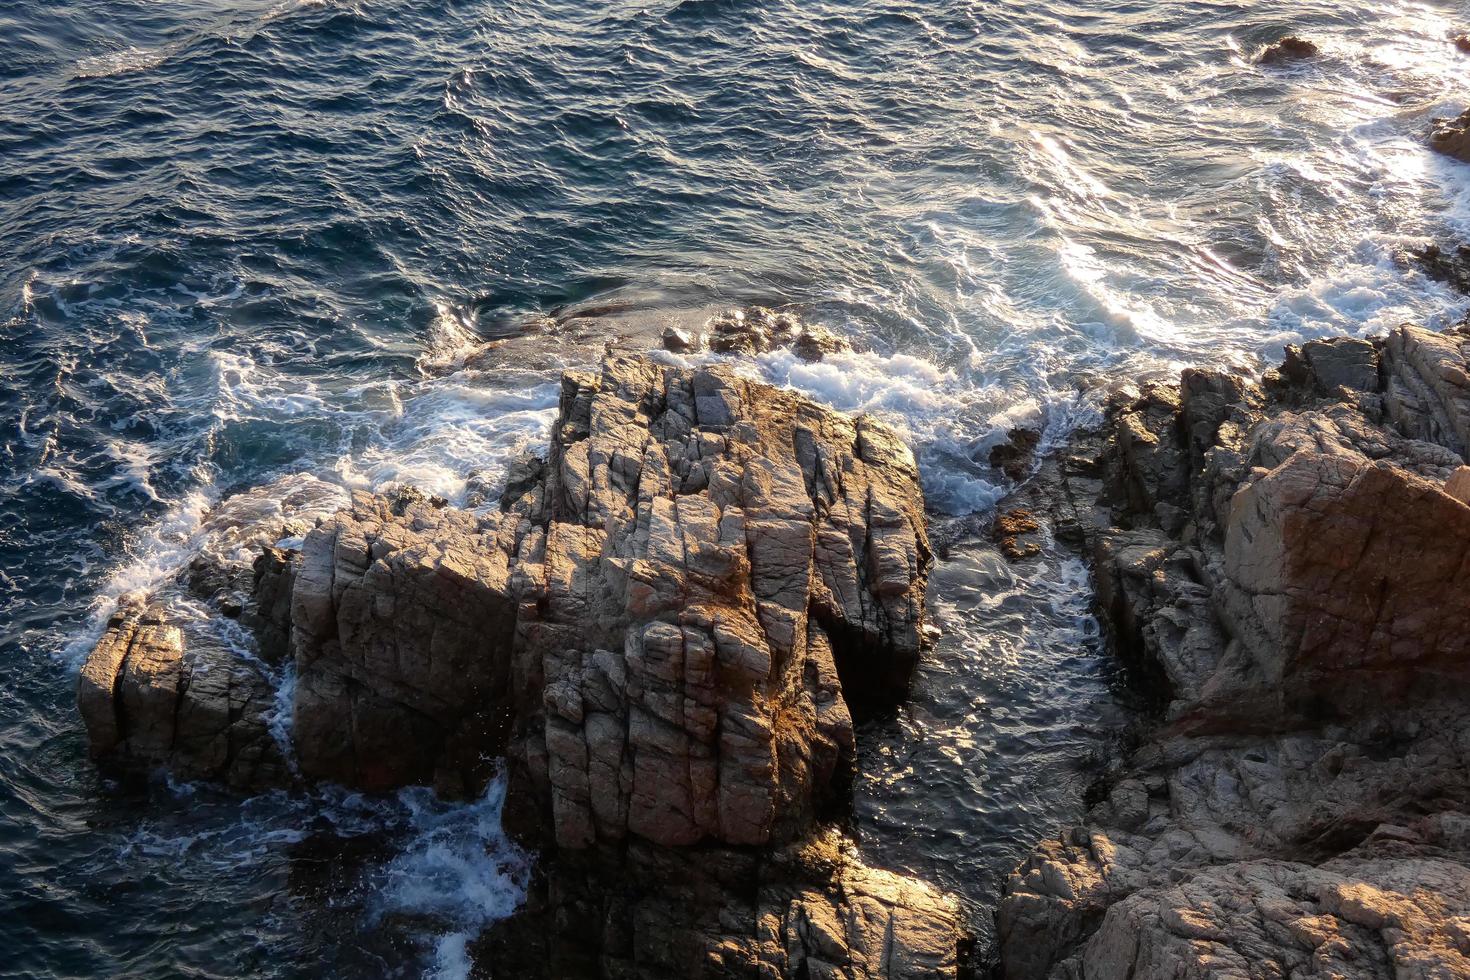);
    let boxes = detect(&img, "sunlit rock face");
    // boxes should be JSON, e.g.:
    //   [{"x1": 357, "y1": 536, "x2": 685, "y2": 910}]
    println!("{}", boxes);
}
[
  {"x1": 1432, "y1": 108, "x2": 1470, "y2": 164},
  {"x1": 76, "y1": 474, "x2": 348, "y2": 789},
  {"x1": 998, "y1": 324, "x2": 1470, "y2": 979},
  {"x1": 77, "y1": 351, "x2": 960, "y2": 979},
  {"x1": 509, "y1": 353, "x2": 928, "y2": 850}
]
